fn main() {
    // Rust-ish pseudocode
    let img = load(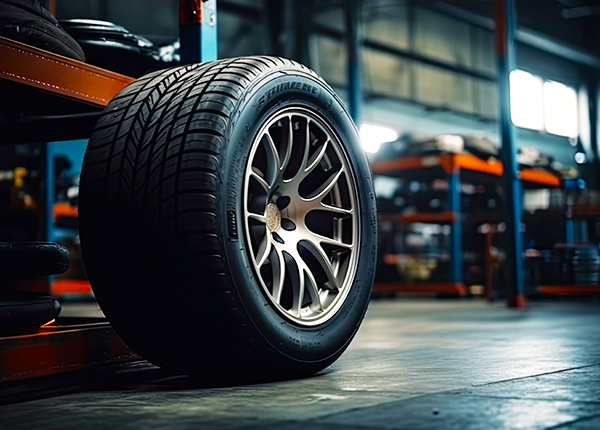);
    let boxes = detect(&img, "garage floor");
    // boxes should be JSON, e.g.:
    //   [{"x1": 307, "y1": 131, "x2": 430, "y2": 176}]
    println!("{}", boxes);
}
[{"x1": 3, "y1": 298, "x2": 600, "y2": 430}]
